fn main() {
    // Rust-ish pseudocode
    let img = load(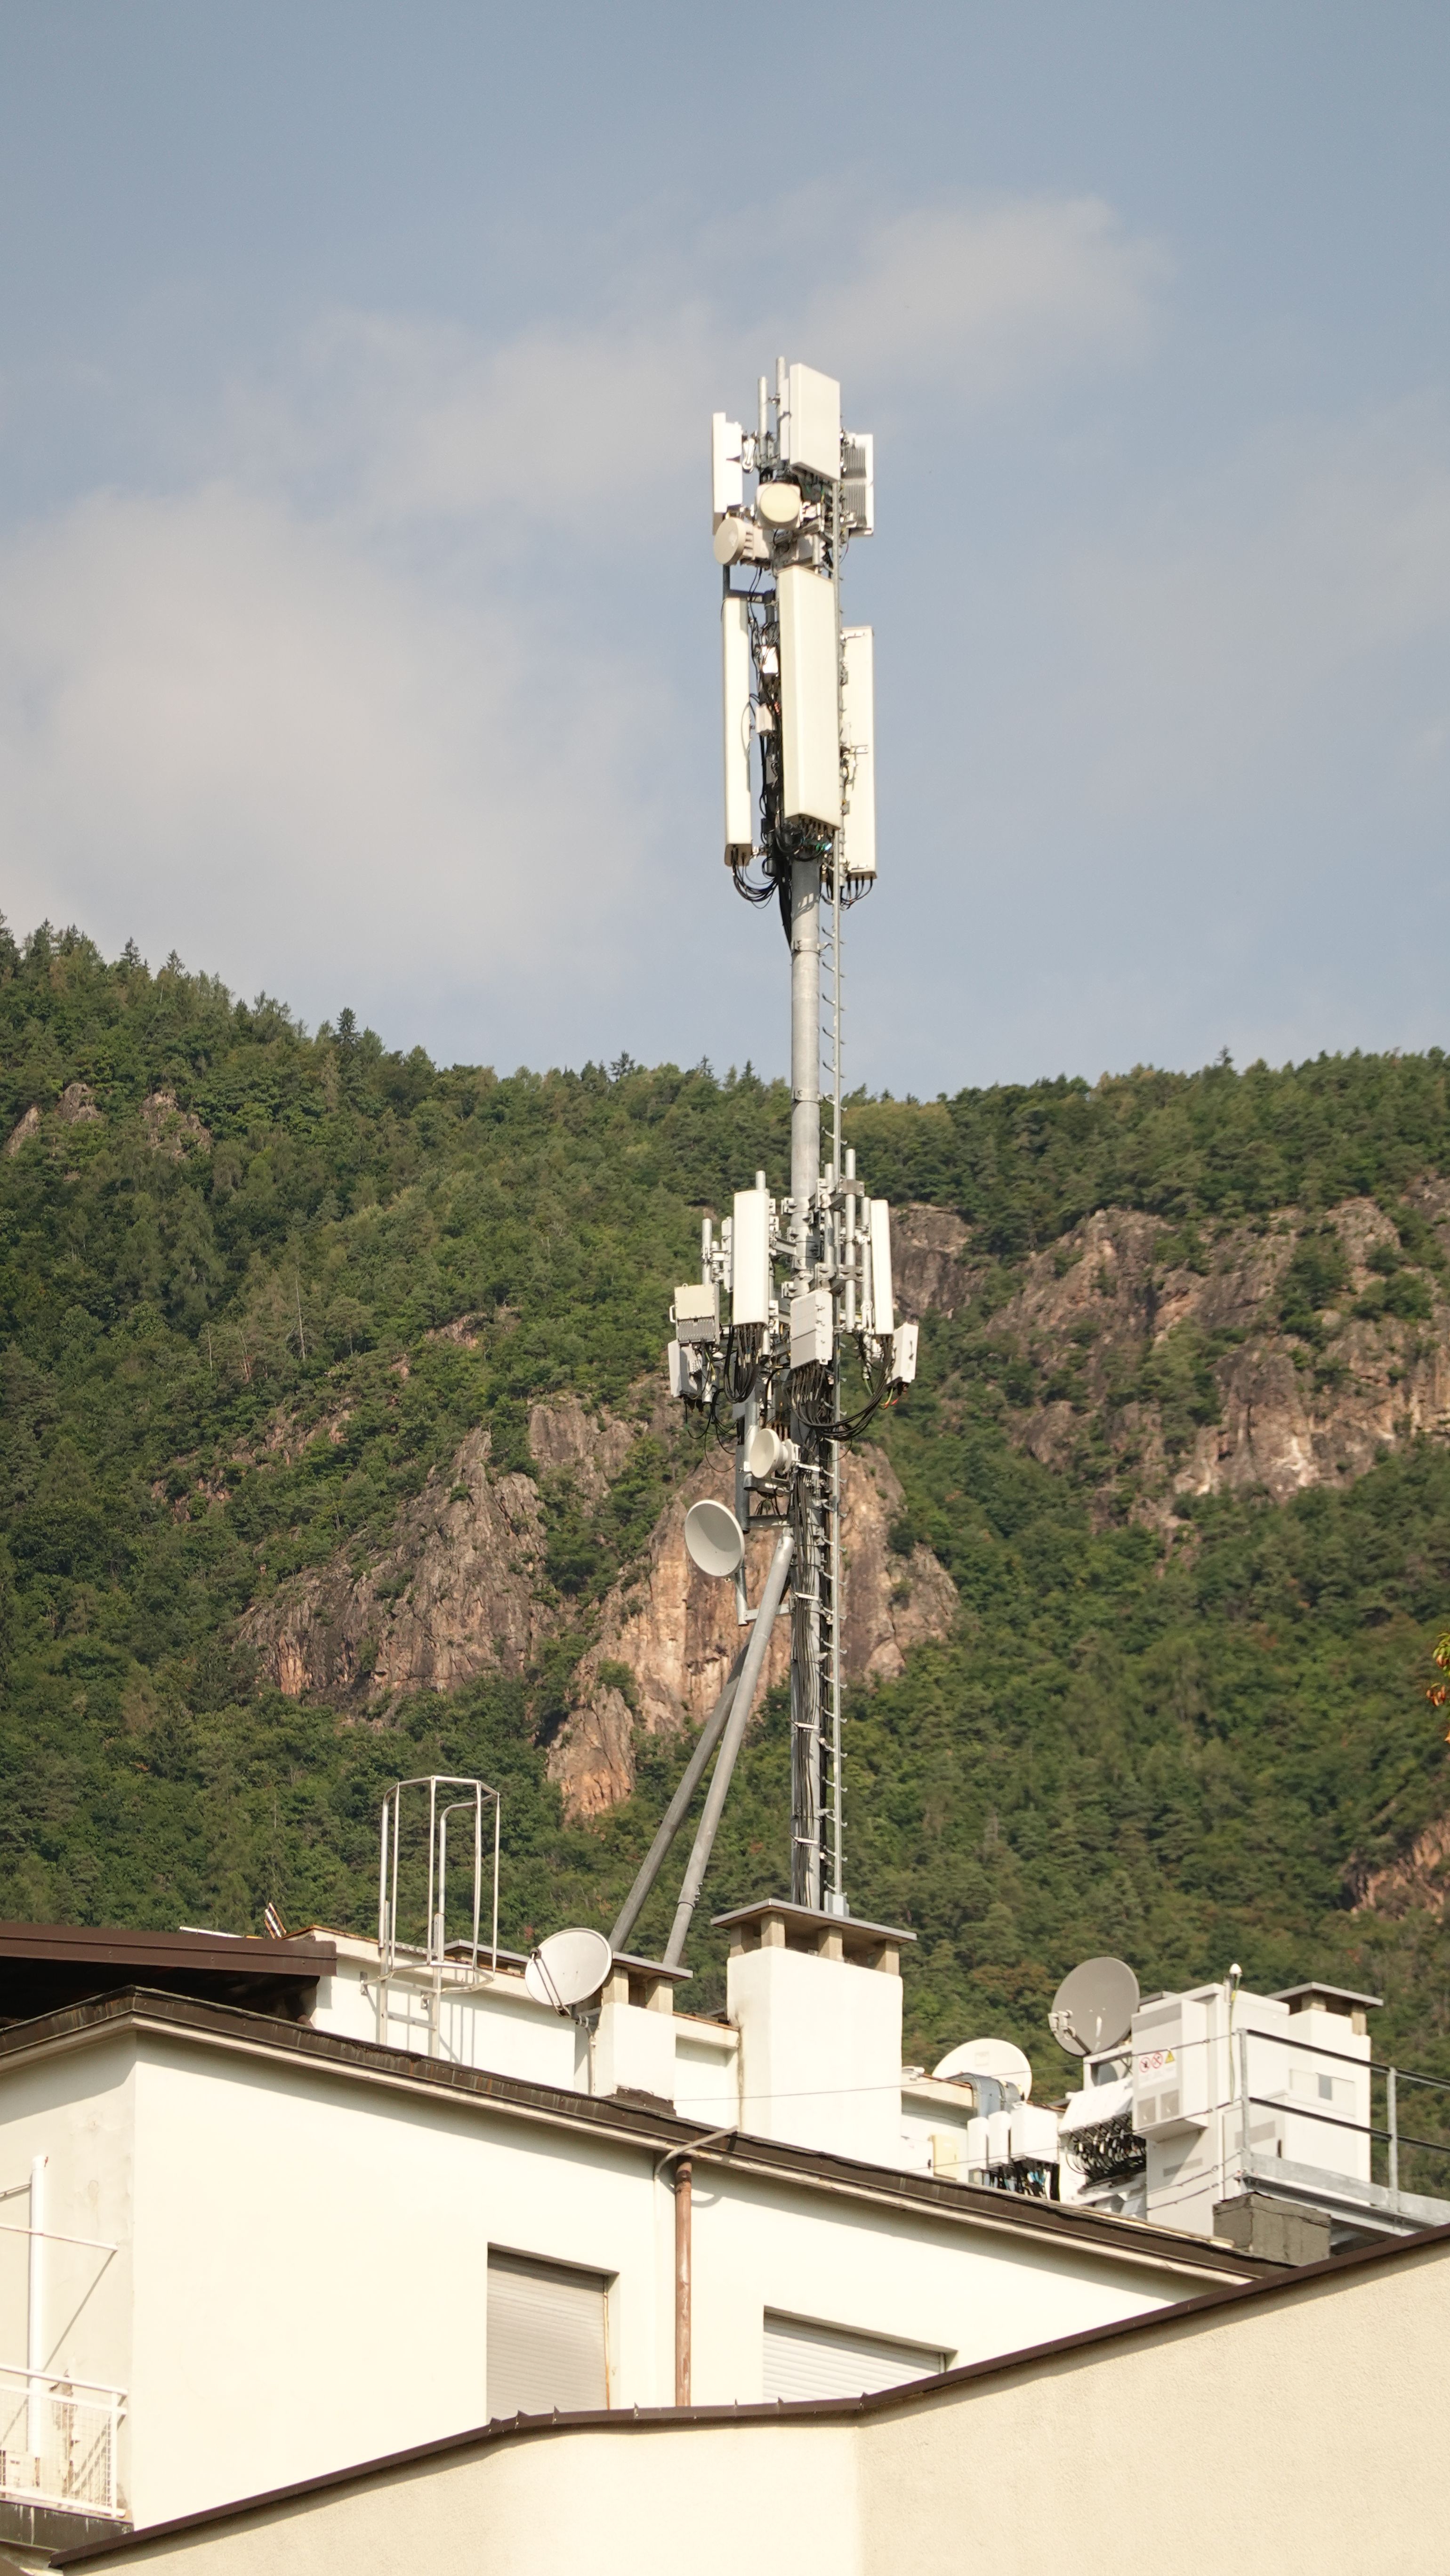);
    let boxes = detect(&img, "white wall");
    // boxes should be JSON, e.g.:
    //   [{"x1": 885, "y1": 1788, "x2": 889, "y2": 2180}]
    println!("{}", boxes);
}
[
  {"x1": 0, "y1": 2004, "x2": 1247, "y2": 2532},
  {"x1": 0, "y1": 2035, "x2": 137, "y2": 2504},
  {"x1": 83, "y1": 2238, "x2": 1450, "y2": 2576},
  {"x1": 691, "y1": 2165, "x2": 1187, "y2": 2402},
  {"x1": 123, "y1": 2035, "x2": 665, "y2": 2528}
]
